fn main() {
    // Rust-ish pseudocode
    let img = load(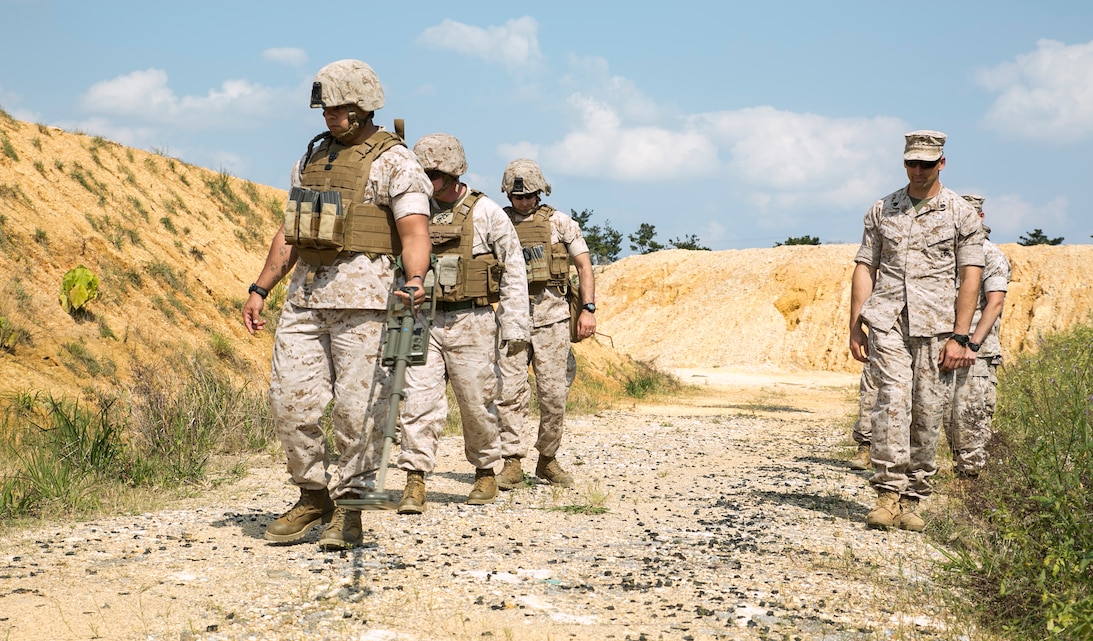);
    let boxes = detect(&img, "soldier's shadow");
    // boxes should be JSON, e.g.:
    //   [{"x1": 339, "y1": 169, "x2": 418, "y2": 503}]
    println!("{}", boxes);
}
[
  {"x1": 751, "y1": 489, "x2": 869, "y2": 522},
  {"x1": 211, "y1": 509, "x2": 289, "y2": 540}
]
